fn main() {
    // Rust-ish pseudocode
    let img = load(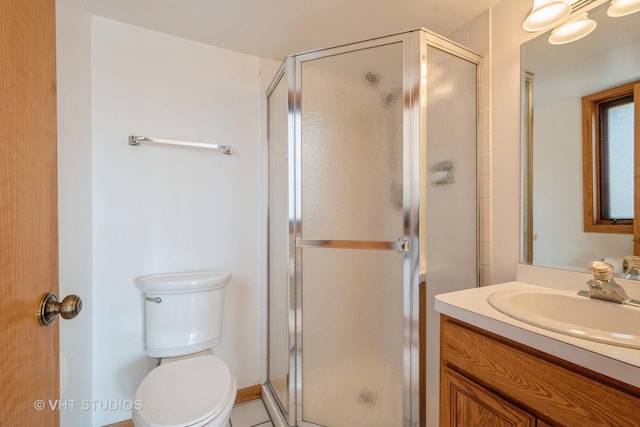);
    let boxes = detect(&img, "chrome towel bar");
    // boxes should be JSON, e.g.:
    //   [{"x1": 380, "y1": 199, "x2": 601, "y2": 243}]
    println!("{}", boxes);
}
[{"x1": 128, "y1": 135, "x2": 233, "y2": 155}]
